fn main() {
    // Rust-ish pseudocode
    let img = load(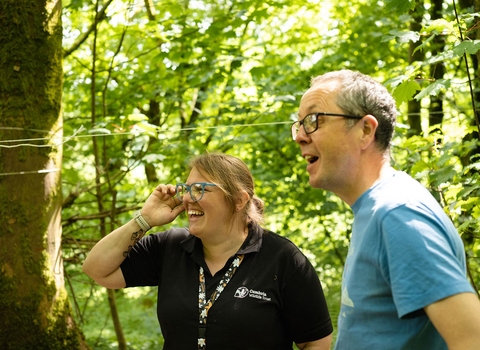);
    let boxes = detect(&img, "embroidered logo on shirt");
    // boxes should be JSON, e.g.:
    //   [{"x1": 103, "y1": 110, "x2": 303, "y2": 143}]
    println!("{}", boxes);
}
[
  {"x1": 234, "y1": 287, "x2": 271, "y2": 301},
  {"x1": 234, "y1": 287, "x2": 249, "y2": 298}
]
